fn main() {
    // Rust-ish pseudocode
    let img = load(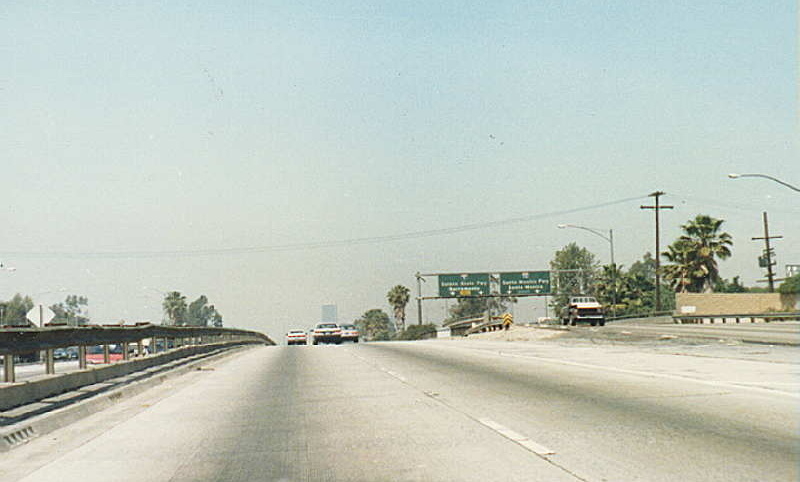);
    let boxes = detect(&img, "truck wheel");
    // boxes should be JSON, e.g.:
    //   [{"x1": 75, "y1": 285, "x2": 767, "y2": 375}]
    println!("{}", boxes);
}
[
  {"x1": 570, "y1": 318, "x2": 577, "y2": 326},
  {"x1": 599, "y1": 320, "x2": 605, "y2": 327},
  {"x1": 590, "y1": 320, "x2": 597, "y2": 327}
]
